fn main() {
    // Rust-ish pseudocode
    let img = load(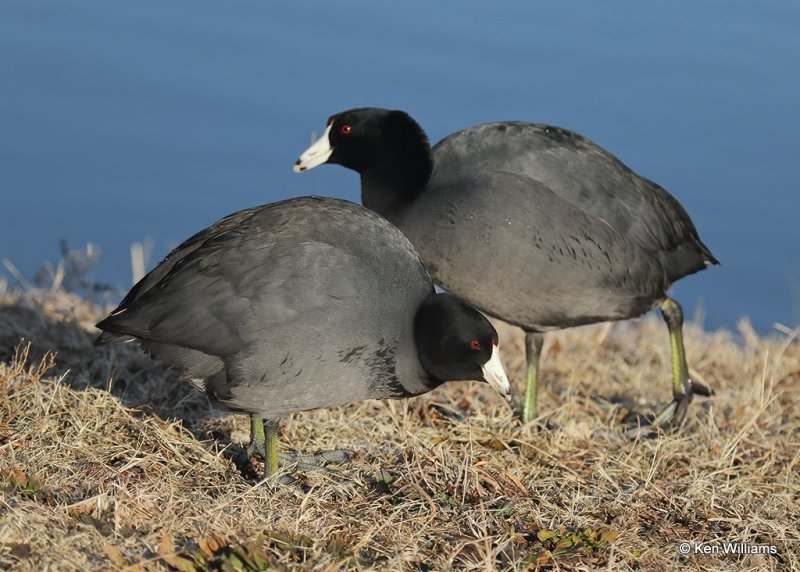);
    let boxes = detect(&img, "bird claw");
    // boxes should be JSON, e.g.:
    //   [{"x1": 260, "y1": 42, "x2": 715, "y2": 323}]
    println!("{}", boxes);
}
[
  {"x1": 278, "y1": 449, "x2": 352, "y2": 472},
  {"x1": 688, "y1": 378, "x2": 714, "y2": 397},
  {"x1": 246, "y1": 439, "x2": 266, "y2": 461},
  {"x1": 621, "y1": 384, "x2": 700, "y2": 440}
]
